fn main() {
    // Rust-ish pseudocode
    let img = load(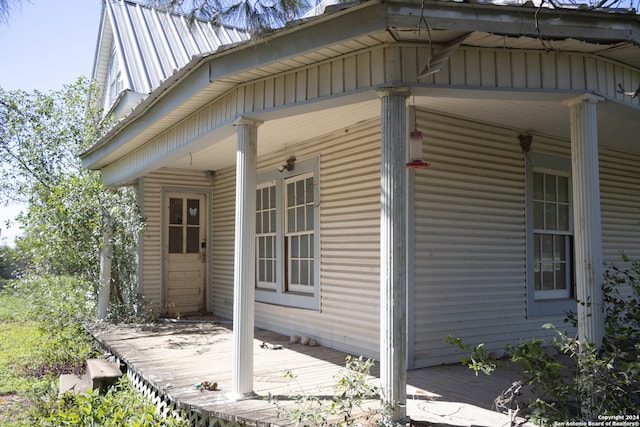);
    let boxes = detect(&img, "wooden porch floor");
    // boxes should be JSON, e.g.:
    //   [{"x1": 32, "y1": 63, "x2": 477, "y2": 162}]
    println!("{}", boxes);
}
[{"x1": 89, "y1": 321, "x2": 536, "y2": 427}]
